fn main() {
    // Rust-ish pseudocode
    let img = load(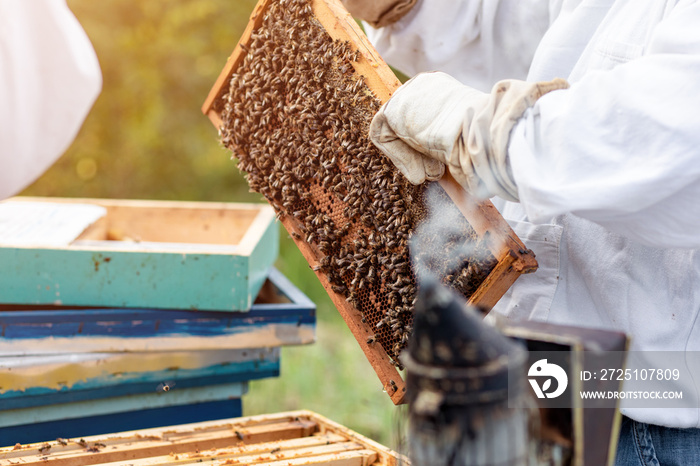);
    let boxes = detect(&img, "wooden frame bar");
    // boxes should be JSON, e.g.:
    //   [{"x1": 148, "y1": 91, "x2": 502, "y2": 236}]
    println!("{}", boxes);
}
[{"x1": 0, "y1": 410, "x2": 405, "y2": 465}]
